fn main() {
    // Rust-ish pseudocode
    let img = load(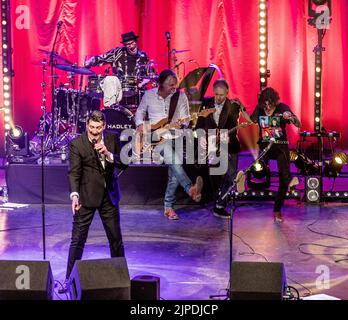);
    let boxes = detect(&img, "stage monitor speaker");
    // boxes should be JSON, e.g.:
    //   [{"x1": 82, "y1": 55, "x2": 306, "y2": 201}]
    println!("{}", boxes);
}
[
  {"x1": 131, "y1": 275, "x2": 160, "y2": 300},
  {"x1": 305, "y1": 176, "x2": 322, "y2": 203},
  {"x1": 69, "y1": 257, "x2": 130, "y2": 300},
  {"x1": 230, "y1": 261, "x2": 287, "y2": 300},
  {"x1": 0, "y1": 260, "x2": 53, "y2": 300}
]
